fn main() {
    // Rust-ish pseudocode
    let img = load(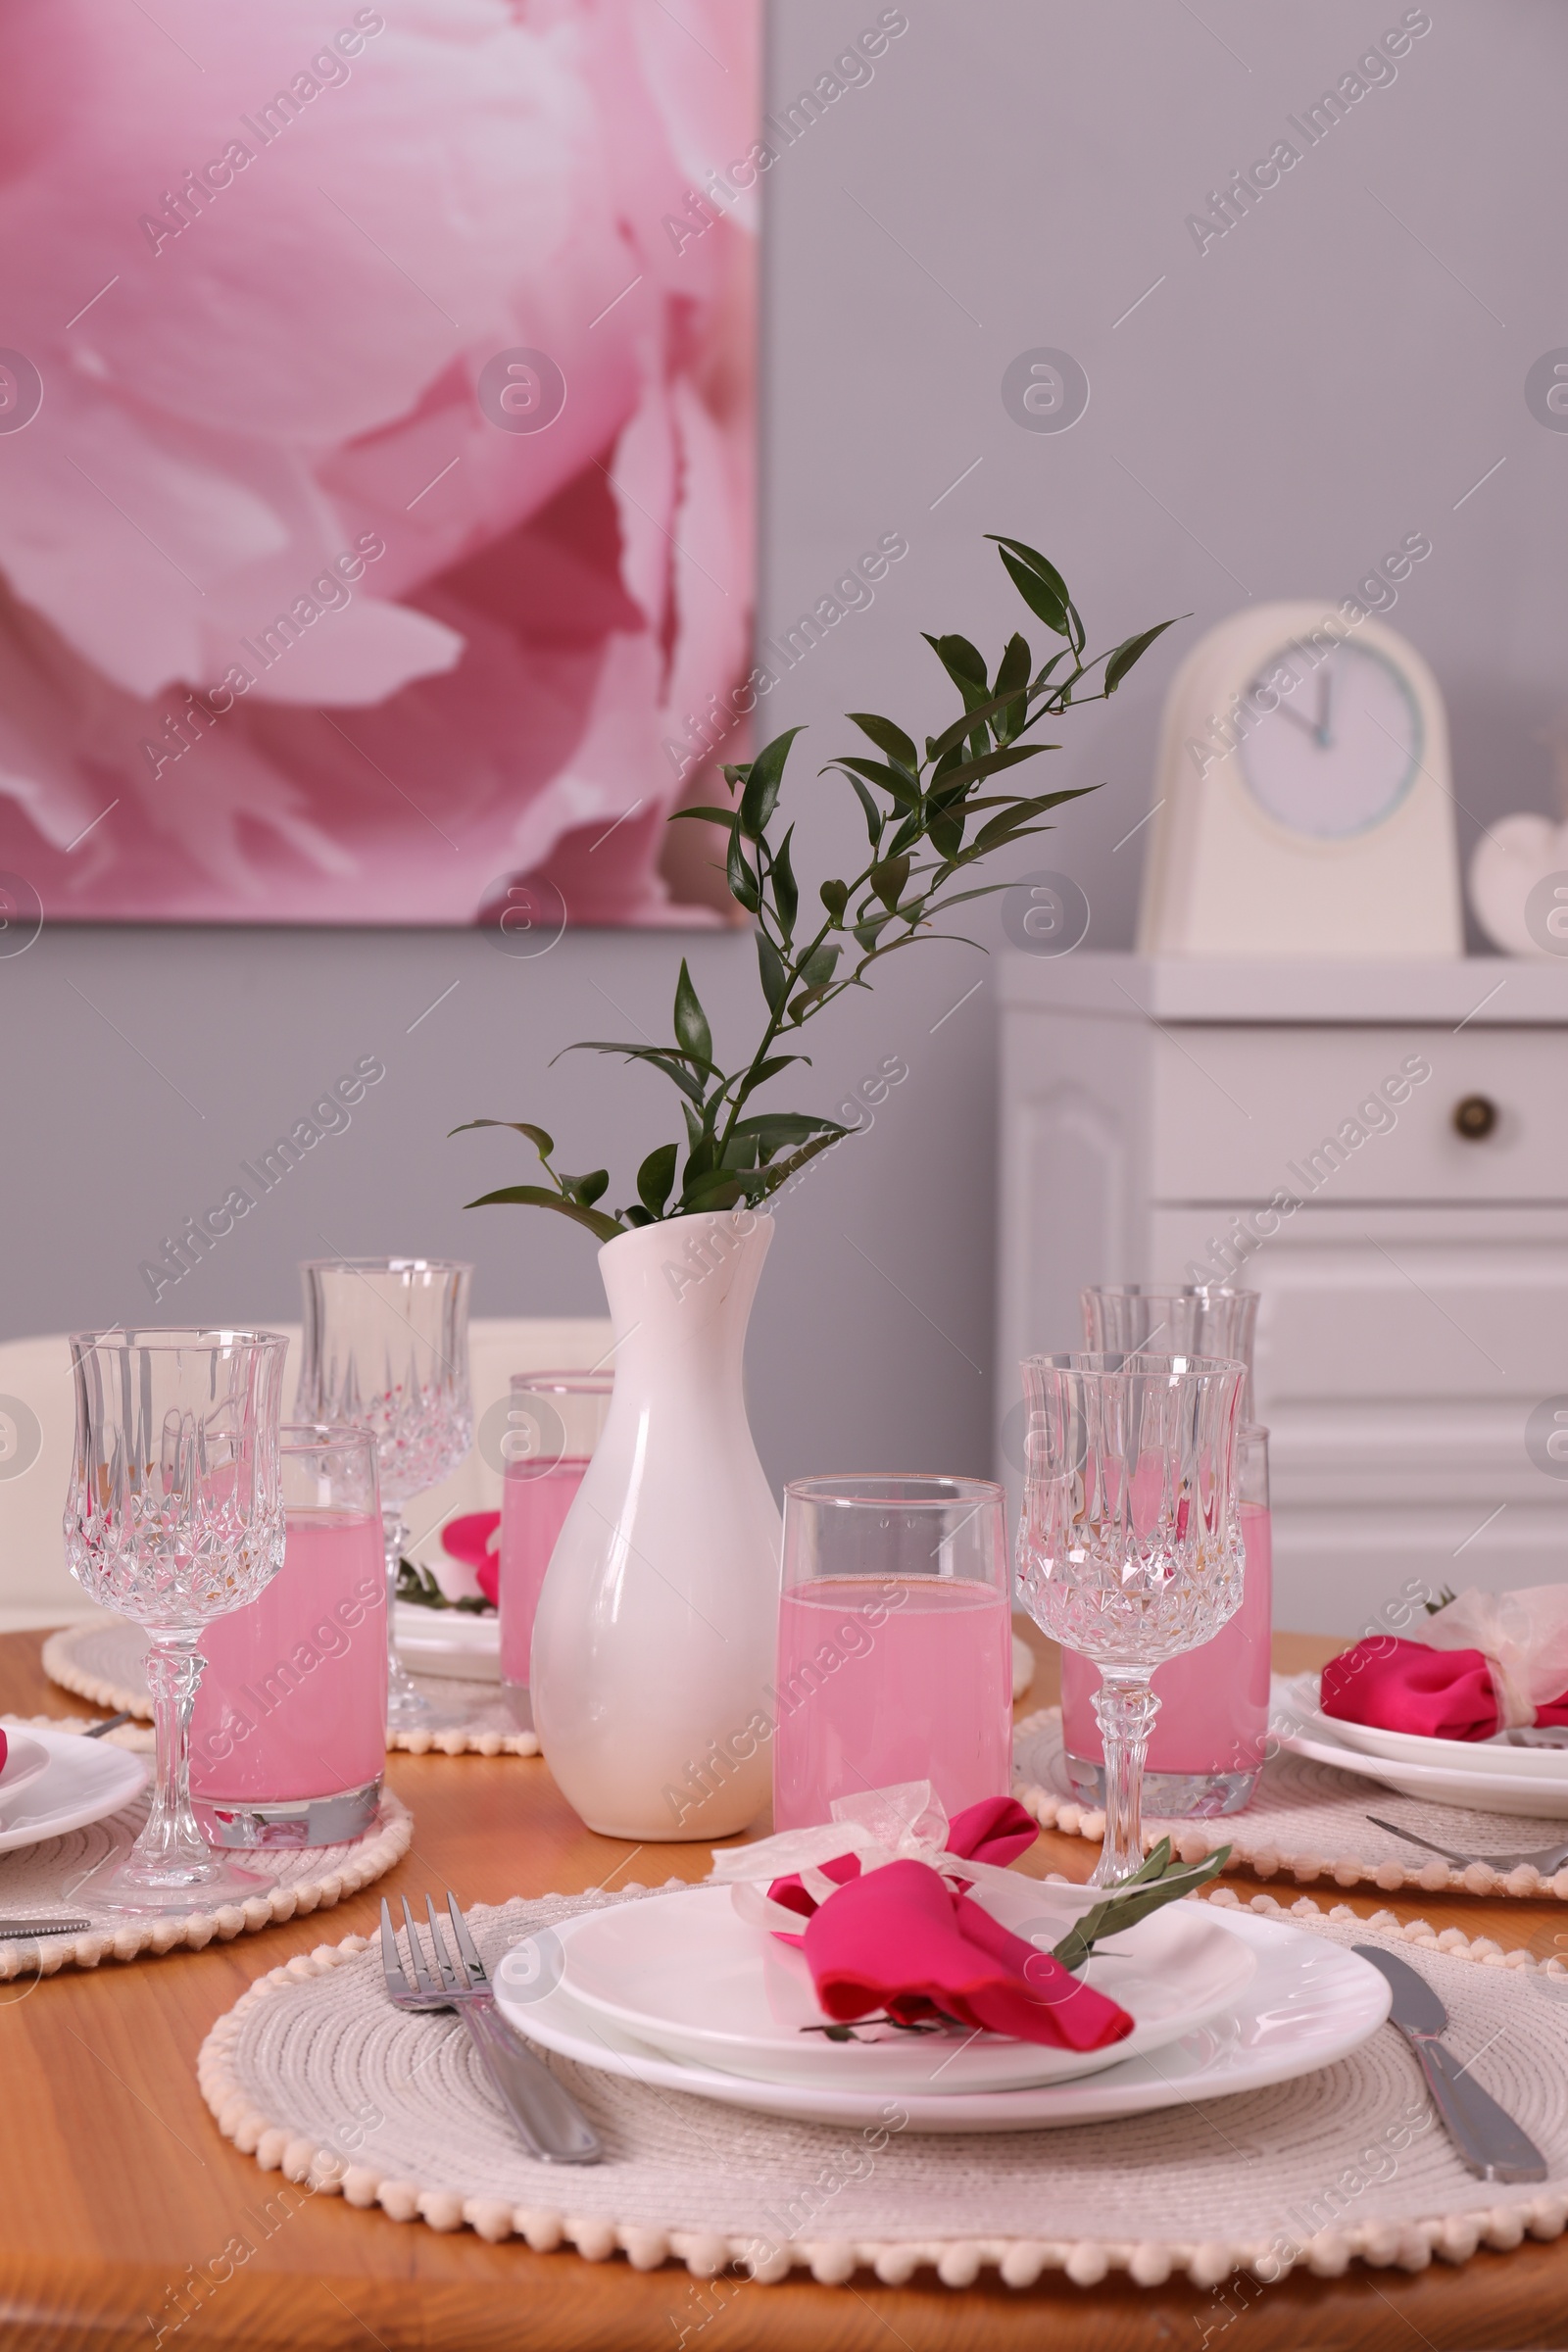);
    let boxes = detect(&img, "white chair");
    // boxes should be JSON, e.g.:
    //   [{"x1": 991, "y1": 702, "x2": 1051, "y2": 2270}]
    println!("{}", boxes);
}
[{"x1": 0, "y1": 1318, "x2": 612, "y2": 1631}]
